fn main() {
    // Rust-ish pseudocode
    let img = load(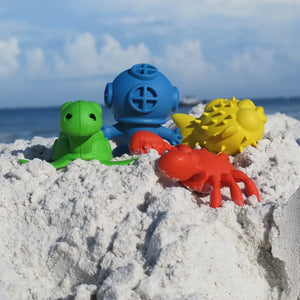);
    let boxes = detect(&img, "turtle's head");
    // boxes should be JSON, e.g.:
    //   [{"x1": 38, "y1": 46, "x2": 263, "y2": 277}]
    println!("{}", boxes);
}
[{"x1": 59, "y1": 100, "x2": 103, "y2": 137}]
